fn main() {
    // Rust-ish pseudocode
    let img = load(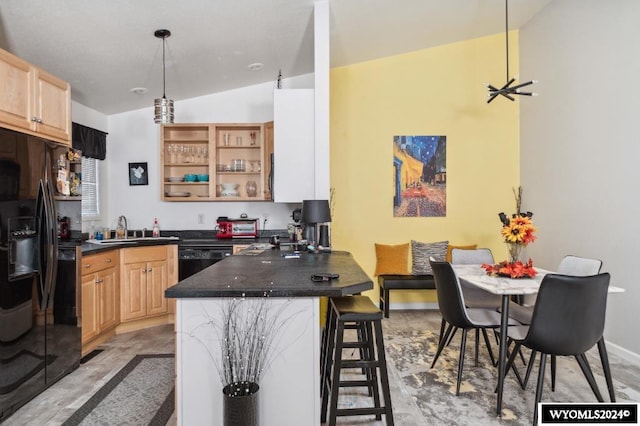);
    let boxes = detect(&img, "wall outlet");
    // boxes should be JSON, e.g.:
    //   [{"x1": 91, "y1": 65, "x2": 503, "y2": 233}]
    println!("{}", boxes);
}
[{"x1": 197, "y1": 213, "x2": 205, "y2": 224}]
